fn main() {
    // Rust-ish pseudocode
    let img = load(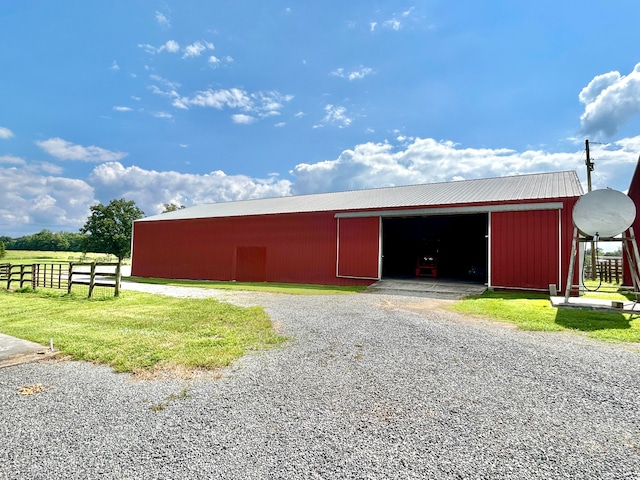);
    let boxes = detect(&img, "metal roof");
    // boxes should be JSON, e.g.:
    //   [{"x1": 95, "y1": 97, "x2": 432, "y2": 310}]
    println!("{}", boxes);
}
[{"x1": 137, "y1": 170, "x2": 583, "y2": 222}]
